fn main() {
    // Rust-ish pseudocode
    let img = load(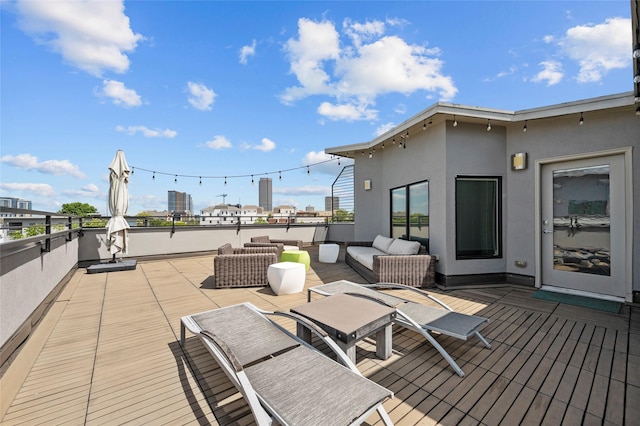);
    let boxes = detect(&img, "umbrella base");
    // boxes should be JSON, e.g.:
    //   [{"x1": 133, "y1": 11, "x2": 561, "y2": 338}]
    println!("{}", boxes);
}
[{"x1": 87, "y1": 259, "x2": 137, "y2": 274}]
